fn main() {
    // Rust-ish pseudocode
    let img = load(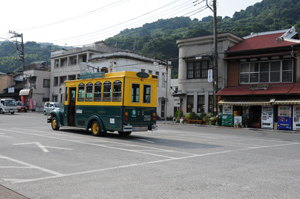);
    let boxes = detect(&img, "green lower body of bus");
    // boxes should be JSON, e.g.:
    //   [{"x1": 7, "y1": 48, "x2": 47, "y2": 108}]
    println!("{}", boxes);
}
[{"x1": 48, "y1": 105, "x2": 157, "y2": 135}]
